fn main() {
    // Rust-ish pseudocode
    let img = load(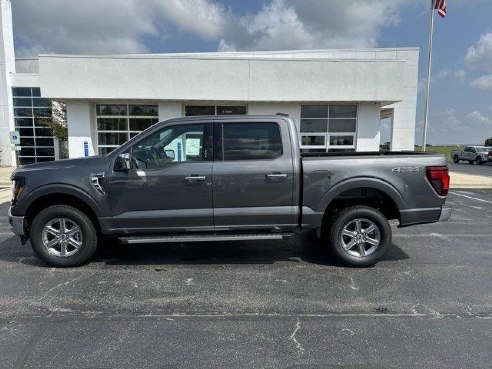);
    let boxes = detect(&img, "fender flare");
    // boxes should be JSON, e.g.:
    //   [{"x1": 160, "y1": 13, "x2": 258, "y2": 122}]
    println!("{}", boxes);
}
[
  {"x1": 316, "y1": 177, "x2": 405, "y2": 213},
  {"x1": 18, "y1": 184, "x2": 103, "y2": 217}
]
